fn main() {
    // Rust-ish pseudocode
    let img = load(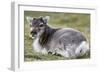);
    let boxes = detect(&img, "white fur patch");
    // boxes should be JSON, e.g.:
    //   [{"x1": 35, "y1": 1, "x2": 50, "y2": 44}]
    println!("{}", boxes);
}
[
  {"x1": 55, "y1": 41, "x2": 89, "y2": 58},
  {"x1": 57, "y1": 50, "x2": 70, "y2": 58},
  {"x1": 33, "y1": 38, "x2": 42, "y2": 53},
  {"x1": 75, "y1": 41, "x2": 89, "y2": 57},
  {"x1": 41, "y1": 48, "x2": 48, "y2": 54},
  {"x1": 33, "y1": 38, "x2": 48, "y2": 54},
  {"x1": 30, "y1": 27, "x2": 34, "y2": 31}
]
